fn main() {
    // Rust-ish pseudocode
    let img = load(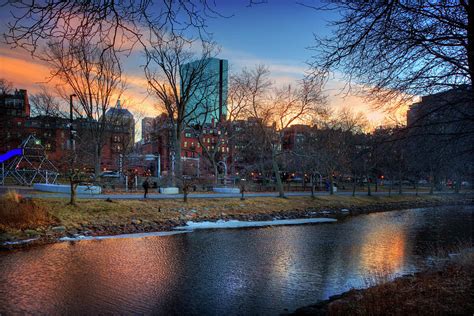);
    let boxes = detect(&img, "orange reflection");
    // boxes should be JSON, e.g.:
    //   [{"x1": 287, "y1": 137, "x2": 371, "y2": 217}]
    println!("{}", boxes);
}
[{"x1": 358, "y1": 220, "x2": 408, "y2": 277}]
